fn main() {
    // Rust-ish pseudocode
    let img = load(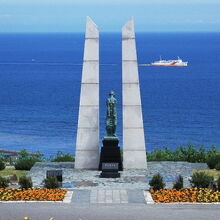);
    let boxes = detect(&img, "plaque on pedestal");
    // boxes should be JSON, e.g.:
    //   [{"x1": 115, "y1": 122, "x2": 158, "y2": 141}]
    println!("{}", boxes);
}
[{"x1": 100, "y1": 162, "x2": 120, "y2": 178}]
